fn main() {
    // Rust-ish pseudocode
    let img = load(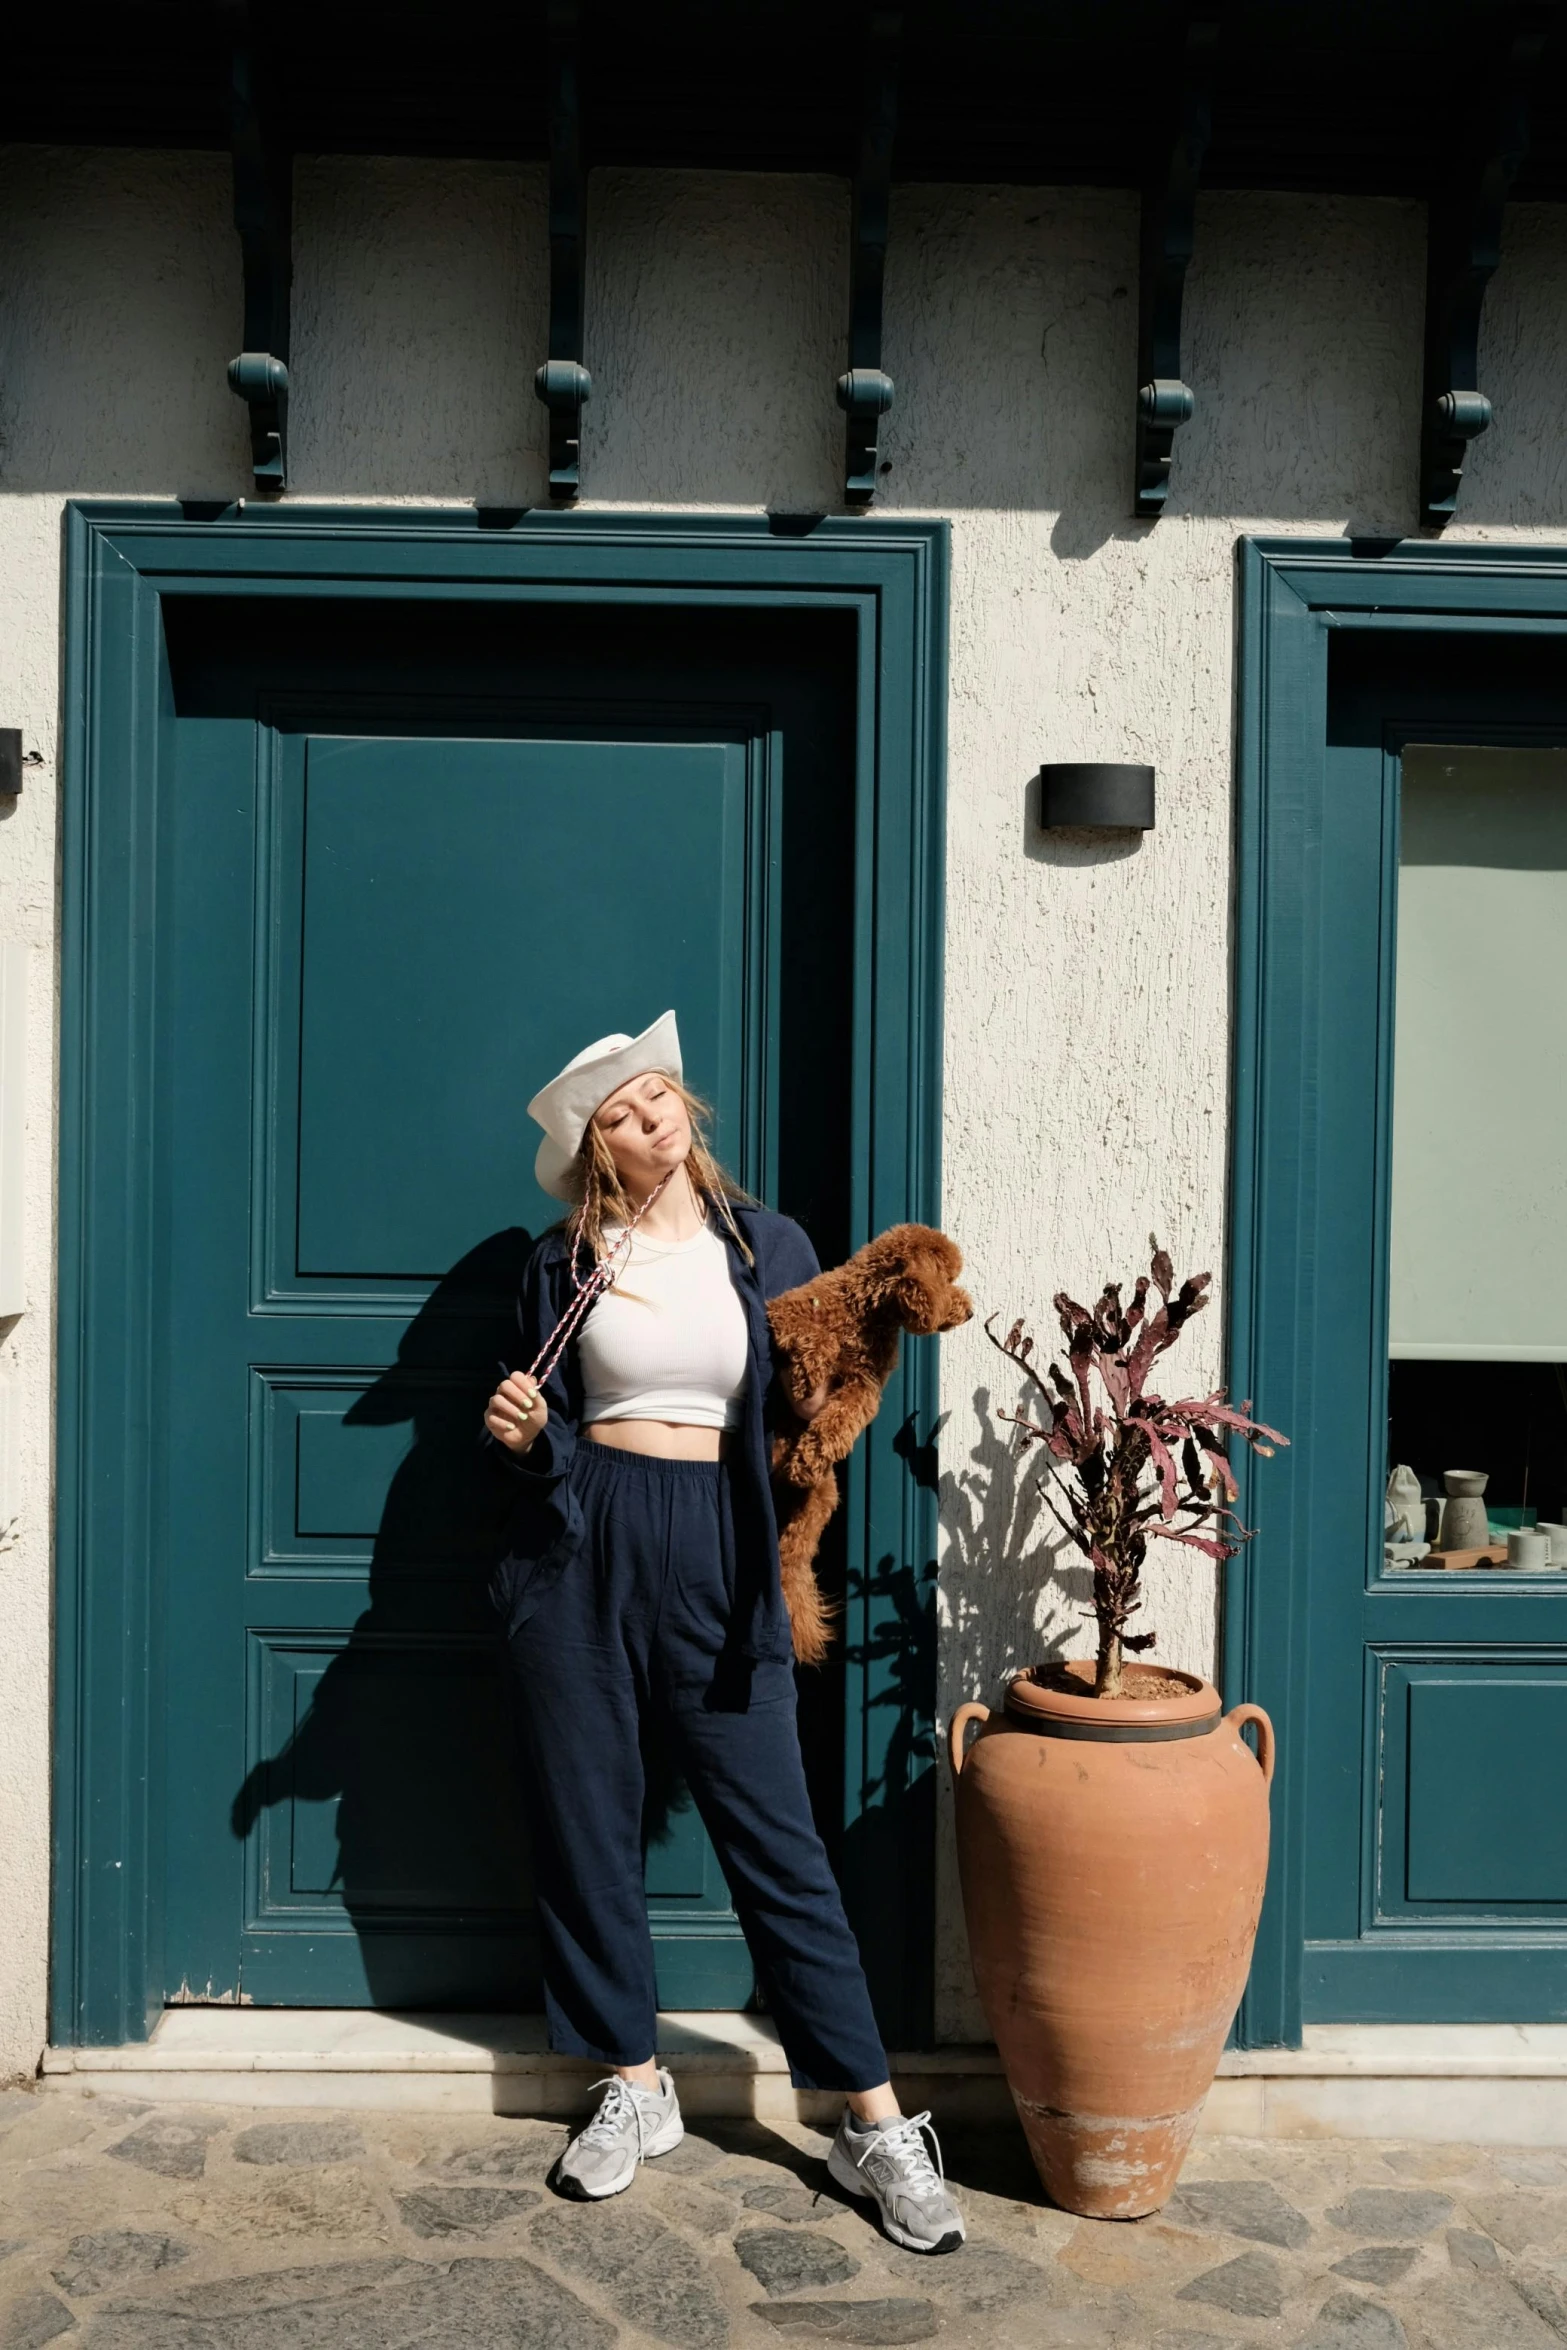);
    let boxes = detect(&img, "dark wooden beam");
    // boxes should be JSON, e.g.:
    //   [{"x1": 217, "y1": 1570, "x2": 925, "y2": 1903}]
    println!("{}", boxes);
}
[
  {"x1": 1133, "y1": 16, "x2": 1218, "y2": 521},
  {"x1": 836, "y1": 10, "x2": 900, "y2": 508},
  {"x1": 534, "y1": 0, "x2": 592, "y2": 503},
  {"x1": 1419, "y1": 10, "x2": 1553, "y2": 532},
  {"x1": 222, "y1": 0, "x2": 292, "y2": 496}
]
